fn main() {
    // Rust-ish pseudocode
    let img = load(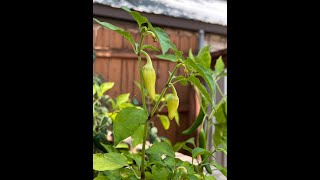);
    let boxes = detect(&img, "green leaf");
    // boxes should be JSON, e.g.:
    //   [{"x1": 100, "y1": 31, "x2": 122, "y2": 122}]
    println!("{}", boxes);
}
[
  {"x1": 196, "y1": 46, "x2": 211, "y2": 69},
  {"x1": 187, "y1": 174, "x2": 202, "y2": 180},
  {"x1": 93, "y1": 153, "x2": 128, "y2": 171},
  {"x1": 182, "y1": 145, "x2": 193, "y2": 153},
  {"x1": 213, "y1": 123, "x2": 226, "y2": 147},
  {"x1": 153, "y1": 27, "x2": 177, "y2": 54},
  {"x1": 185, "y1": 58, "x2": 215, "y2": 96},
  {"x1": 146, "y1": 142, "x2": 175, "y2": 158},
  {"x1": 116, "y1": 93, "x2": 130, "y2": 108},
  {"x1": 188, "y1": 76, "x2": 212, "y2": 105},
  {"x1": 102, "y1": 169, "x2": 121, "y2": 180},
  {"x1": 100, "y1": 82, "x2": 114, "y2": 94},
  {"x1": 189, "y1": 48, "x2": 195, "y2": 61},
  {"x1": 142, "y1": 44, "x2": 159, "y2": 52},
  {"x1": 113, "y1": 107, "x2": 148, "y2": 146},
  {"x1": 214, "y1": 56, "x2": 225, "y2": 75},
  {"x1": 122, "y1": 7, "x2": 148, "y2": 28},
  {"x1": 156, "y1": 54, "x2": 177, "y2": 62},
  {"x1": 132, "y1": 154, "x2": 142, "y2": 169},
  {"x1": 205, "y1": 176, "x2": 217, "y2": 180},
  {"x1": 191, "y1": 148, "x2": 211, "y2": 159},
  {"x1": 131, "y1": 125, "x2": 145, "y2": 148},
  {"x1": 119, "y1": 168, "x2": 138, "y2": 179},
  {"x1": 93, "y1": 176, "x2": 109, "y2": 180},
  {"x1": 93, "y1": 18, "x2": 136, "y2": 52},
  {"x1": 181, "y1": 161, "x2": 195, "y2": 174},
  {"x1": 145, "y1": 171, "x2": 153, "y2": 179},
  {"x1": 152, "y1": 165, "x2": 171, "y2": 180},
  {"x1": 215, "y1": 100, "x2": 227, "y2": 124},
  {"x1": 119, "y1": 102, "x2": 135, "y2": 110},
  {"x1": 93, "y1": 85, "x2": 97, "y2": 95},
  {"x1": 95, "y1": 83, "x2": 103, "y2": 98},
  {"x1": 100, "y1": 143, "x2": 119, "y2": 153},
  {"x1": 173, "y1": 137, "x2": 195, "y2": 152},
  {"x1": 158, "y1": 115, "x2": 170, "y2": 130},
  {"x1": 212, "y1": 161, "x2": 227, "y2": 176},
  {"x1": 115, "y1": 143, "x2": 129, "y2": 149},
  {"x1": 163, "y1": 156, "x2": 176, "y2": 170}
]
